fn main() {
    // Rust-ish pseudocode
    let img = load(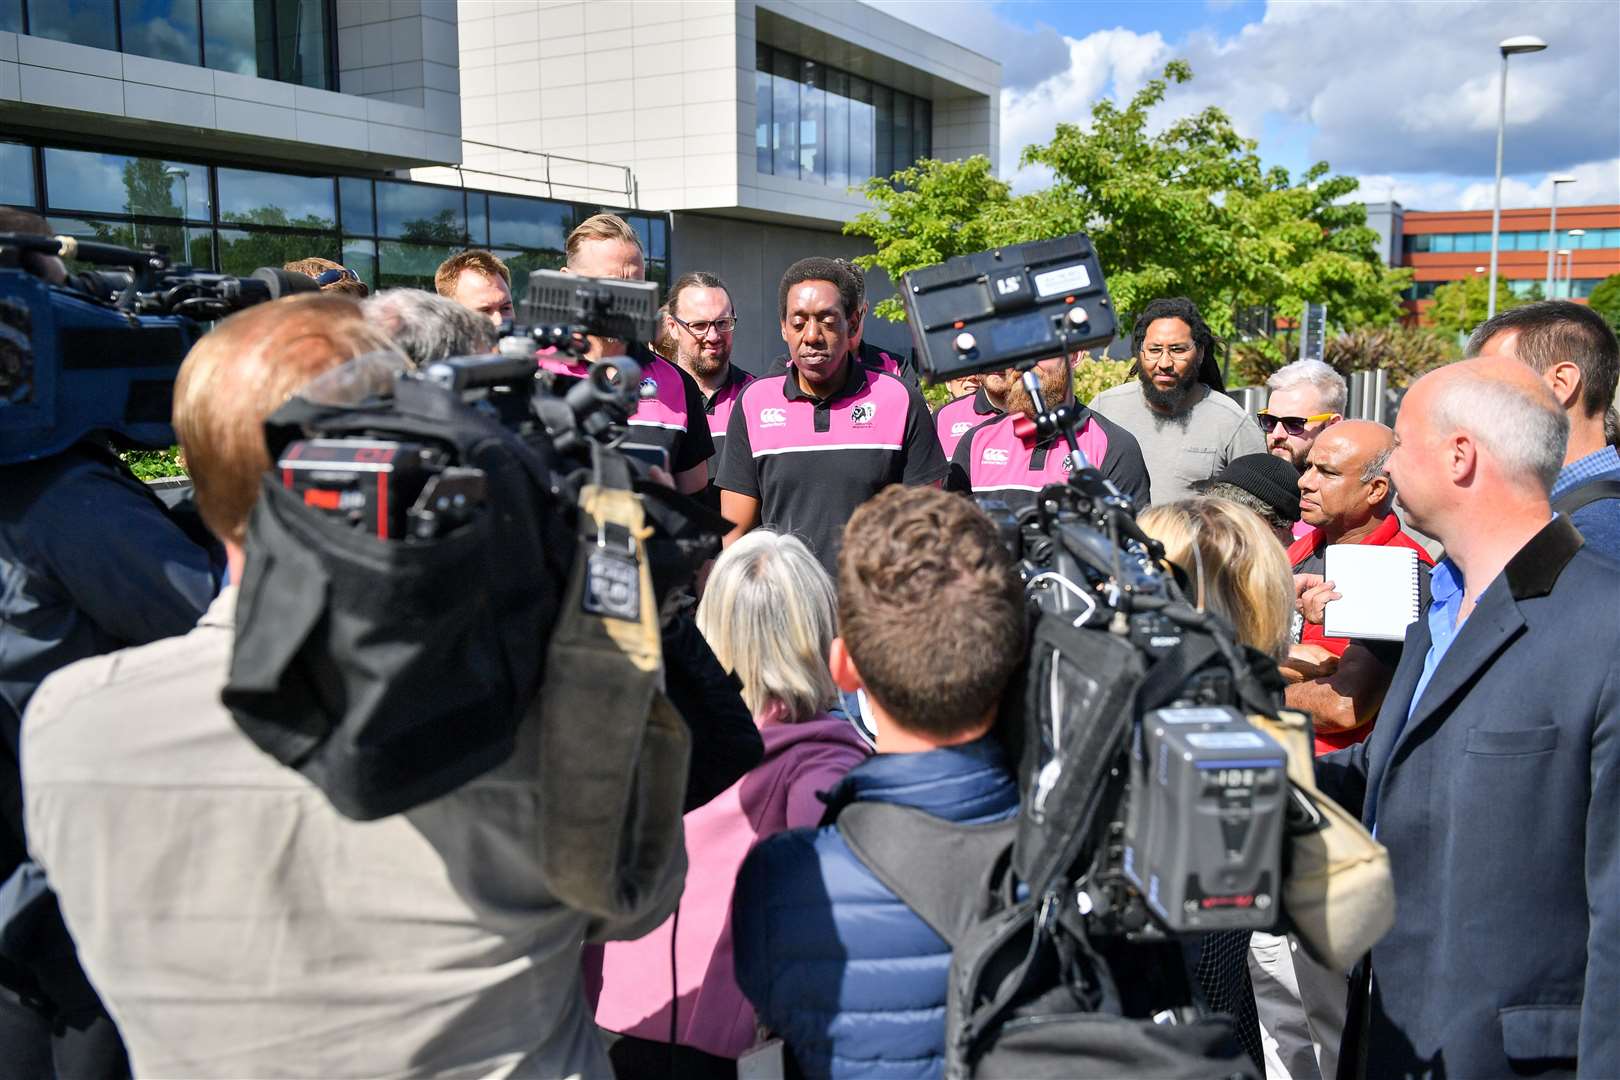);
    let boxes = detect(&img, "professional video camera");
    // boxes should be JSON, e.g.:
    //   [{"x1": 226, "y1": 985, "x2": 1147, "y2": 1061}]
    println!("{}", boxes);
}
[
  {"x1": 226, "y1": 267, "x2": 726, "y2": 822},
  {"x1": 0, "y1": 231, "x2": 316, "y2": 464}
]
